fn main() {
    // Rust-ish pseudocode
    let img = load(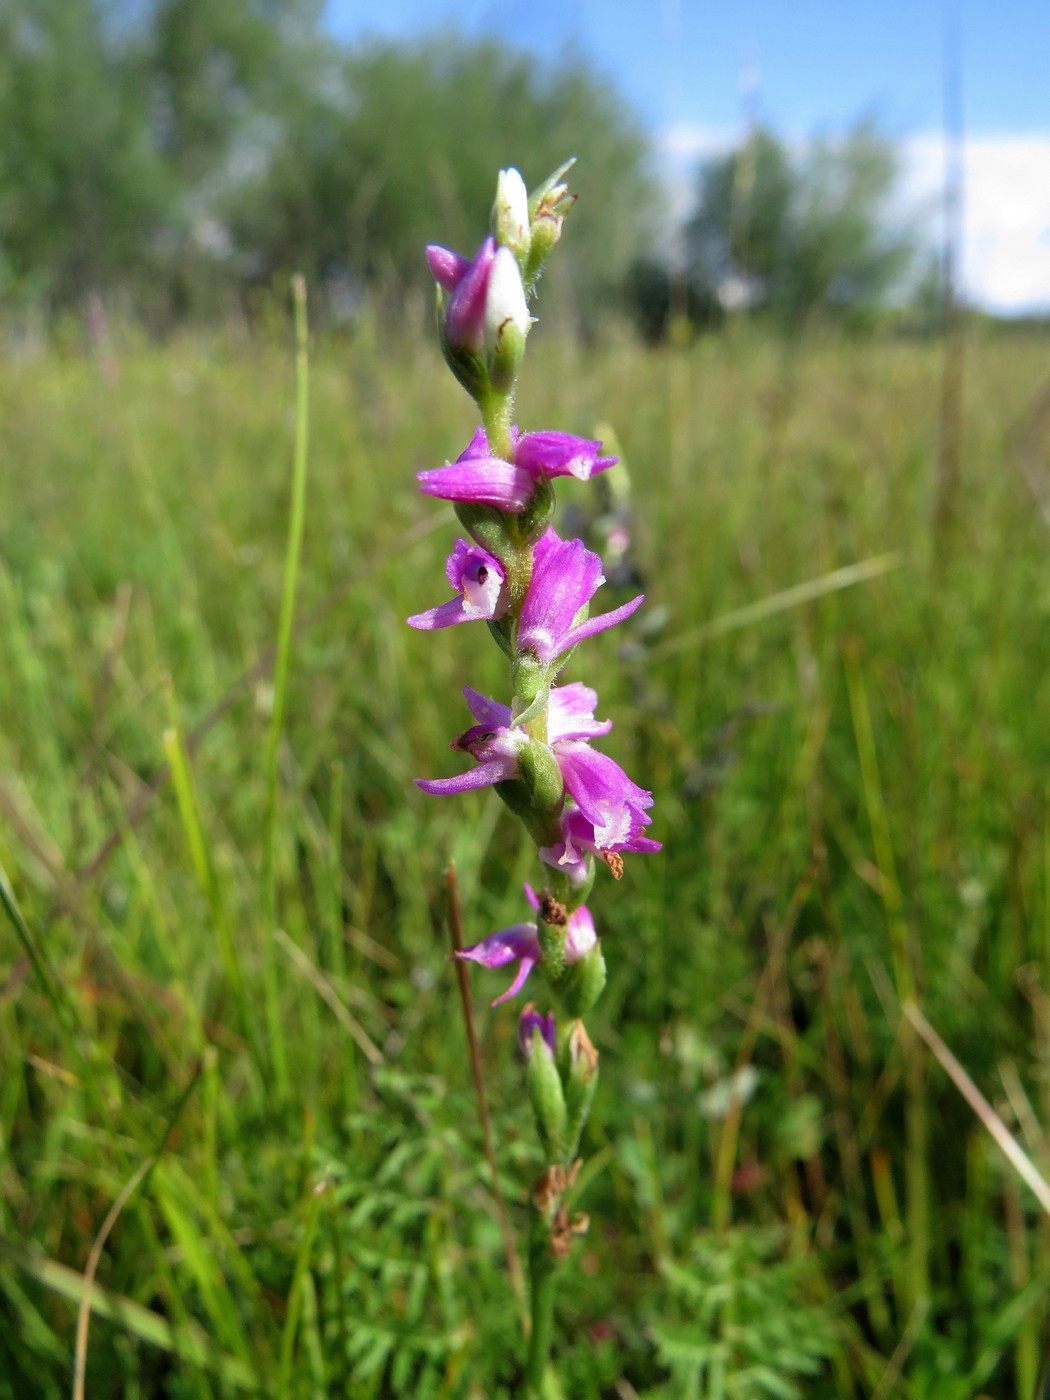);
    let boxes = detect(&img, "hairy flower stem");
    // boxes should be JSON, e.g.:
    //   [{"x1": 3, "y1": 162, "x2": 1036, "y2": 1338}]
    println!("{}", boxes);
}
[
  {"x1": 480, "y1": 391, "x2": 515, "y2": 462},
  {"x1": 525, "y1": 1207, "x2": 558, "y2": 1396}
]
